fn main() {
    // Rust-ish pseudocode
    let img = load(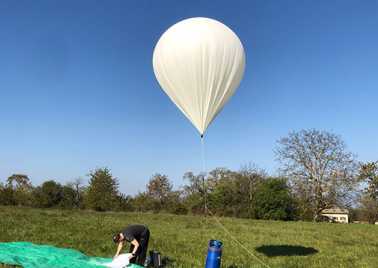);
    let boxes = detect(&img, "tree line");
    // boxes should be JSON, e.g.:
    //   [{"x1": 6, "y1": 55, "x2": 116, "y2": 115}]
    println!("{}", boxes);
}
[{"x1": 1, "y1": 129, "x2": 377, "y2": 223}]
